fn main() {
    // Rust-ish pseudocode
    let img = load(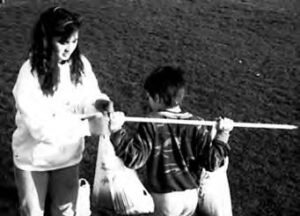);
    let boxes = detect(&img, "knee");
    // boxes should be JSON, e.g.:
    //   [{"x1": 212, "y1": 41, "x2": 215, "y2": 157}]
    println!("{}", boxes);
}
[{"x1": 19, "y1": 200, "x2": 44, "y2": 216}]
